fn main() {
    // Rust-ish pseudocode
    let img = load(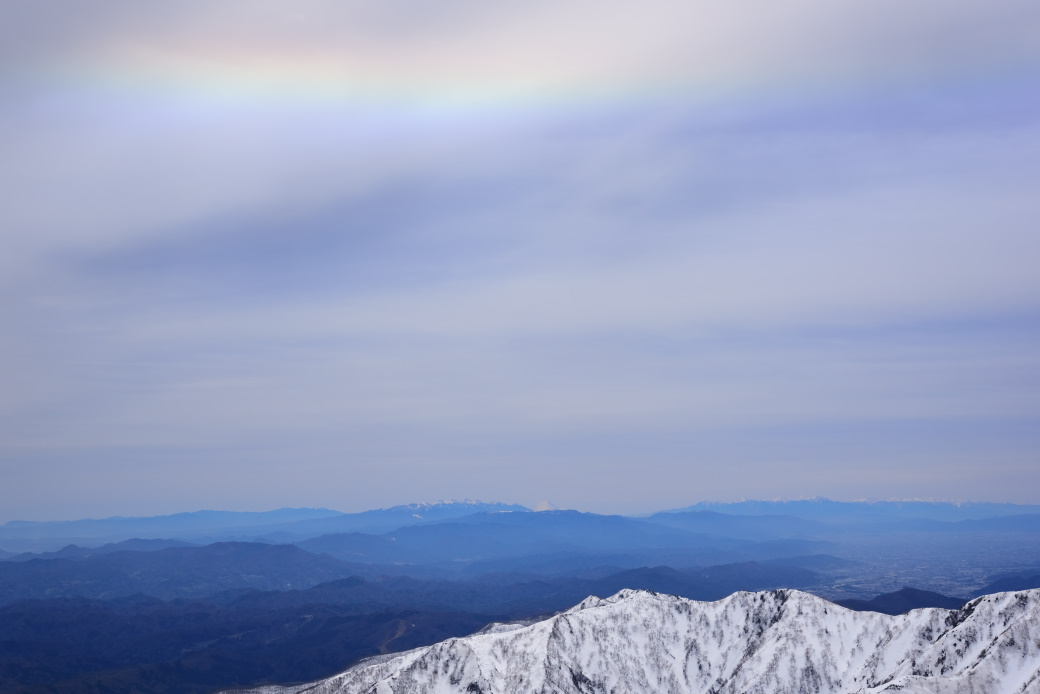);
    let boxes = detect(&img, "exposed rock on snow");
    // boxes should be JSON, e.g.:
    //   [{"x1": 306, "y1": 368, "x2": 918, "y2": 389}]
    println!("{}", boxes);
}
[{"x1": 233, "y1": 588, "x2": 1040, "y2": 694}]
